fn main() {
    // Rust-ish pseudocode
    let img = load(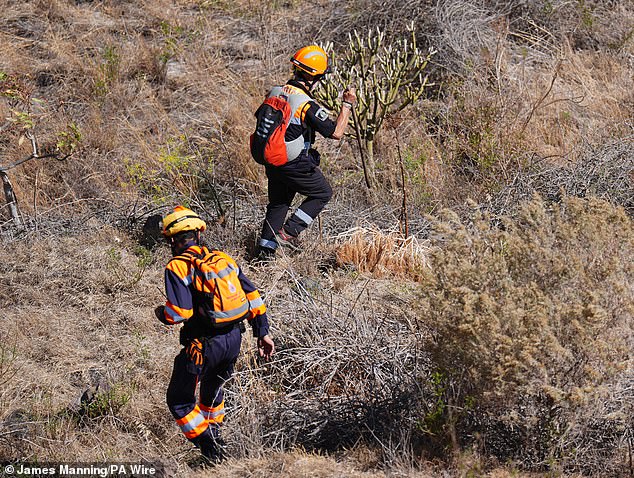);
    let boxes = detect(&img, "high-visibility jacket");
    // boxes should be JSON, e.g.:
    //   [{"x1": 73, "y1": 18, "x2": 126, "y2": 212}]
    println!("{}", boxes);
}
[{"x1": 162, "y1": 243, "x2": 269, "y2": 339}]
